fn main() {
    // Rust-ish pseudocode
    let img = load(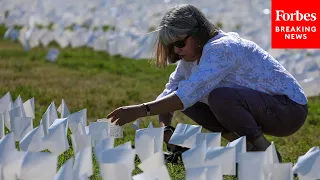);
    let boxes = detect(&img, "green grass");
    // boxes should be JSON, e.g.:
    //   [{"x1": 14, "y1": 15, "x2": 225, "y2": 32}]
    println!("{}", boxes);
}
[{"x1": 0, "y1": 25, "x2": 319, "y2": 180}]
